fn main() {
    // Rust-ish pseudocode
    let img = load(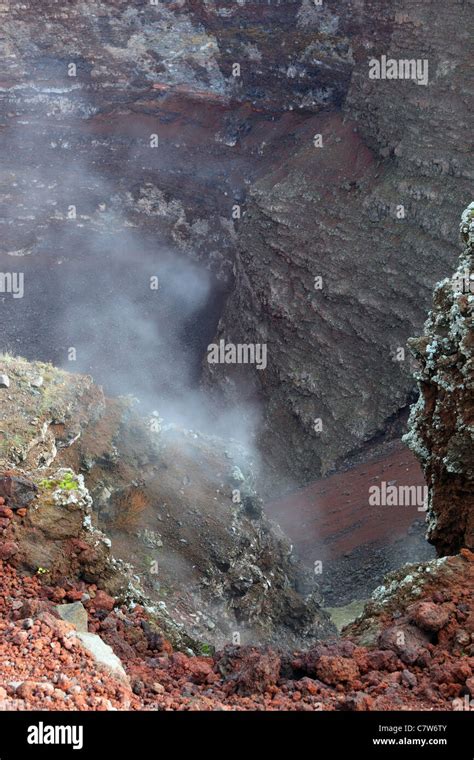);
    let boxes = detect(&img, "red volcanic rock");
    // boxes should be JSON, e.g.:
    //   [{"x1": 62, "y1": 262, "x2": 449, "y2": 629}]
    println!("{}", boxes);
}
[
  {"x1": 316, "y1": 655, "x2": 360, "y2": 686},
  {"x1": 341, "y1": 692, "x2": 374, "y2": 711},
  {"x1": 0, "y1": 541, "x2": 19, "y2": 560},
  {"x1": 65, "y1": 589, "x2": 84, "y2": 602},
  {"x1": 16, "y1": 681, "x2": 40, "y2": 700},
  {"x1": 100, "y1": 630, "x2": 135, "y2": 661},
  {"x1": 365, "y1": 650, "x2": 400, "y2": 673},
  {"x1": 70, "y1": 539, "x2": 91, "y2": 553},
  {"x1": 0, "y1": 540, "x2": 471, "y2": 711},
  {"x1": 12, "y1": 630, "x2": 29, "y2": 646},
  {"x1": 409, "y1": 602, "x2": 451, "y2": 633},
  {"x1": 378, "y1": 624, "x2": 431, "y2": 665},
  {"x1": 50, "y1": 588, "x2": 67, "y2": 603},
  {"x1": 19, "y1": 599, "x2": 48, "y2": 618},
  {"x1": 216, "y1": 646, "x2": 281, "y2": 696},
  {"x1": 35, "y1": 610, "x2": 75, "y2": 637},
  {"x1": 297, "y1": 677, "x2": 320, "y2": 696},
  {"x1": 0, "y1": 507, "x2": 13, "y2": 519},
  {"x1": 449, "y1": 662, "x2": 472, "y2": 684},
  {"x1": 401, "y1": 670, "x2": 417, "y2": 689},
  {"x1": 91, "y1": 590, "x2": 115, "y2": 612},
  {"x1": 0, "y1": 475, "x2": 38, "y2": 509},
  {"x1": 185, "y1": 657, "x2": 218, "y2": 686}
]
